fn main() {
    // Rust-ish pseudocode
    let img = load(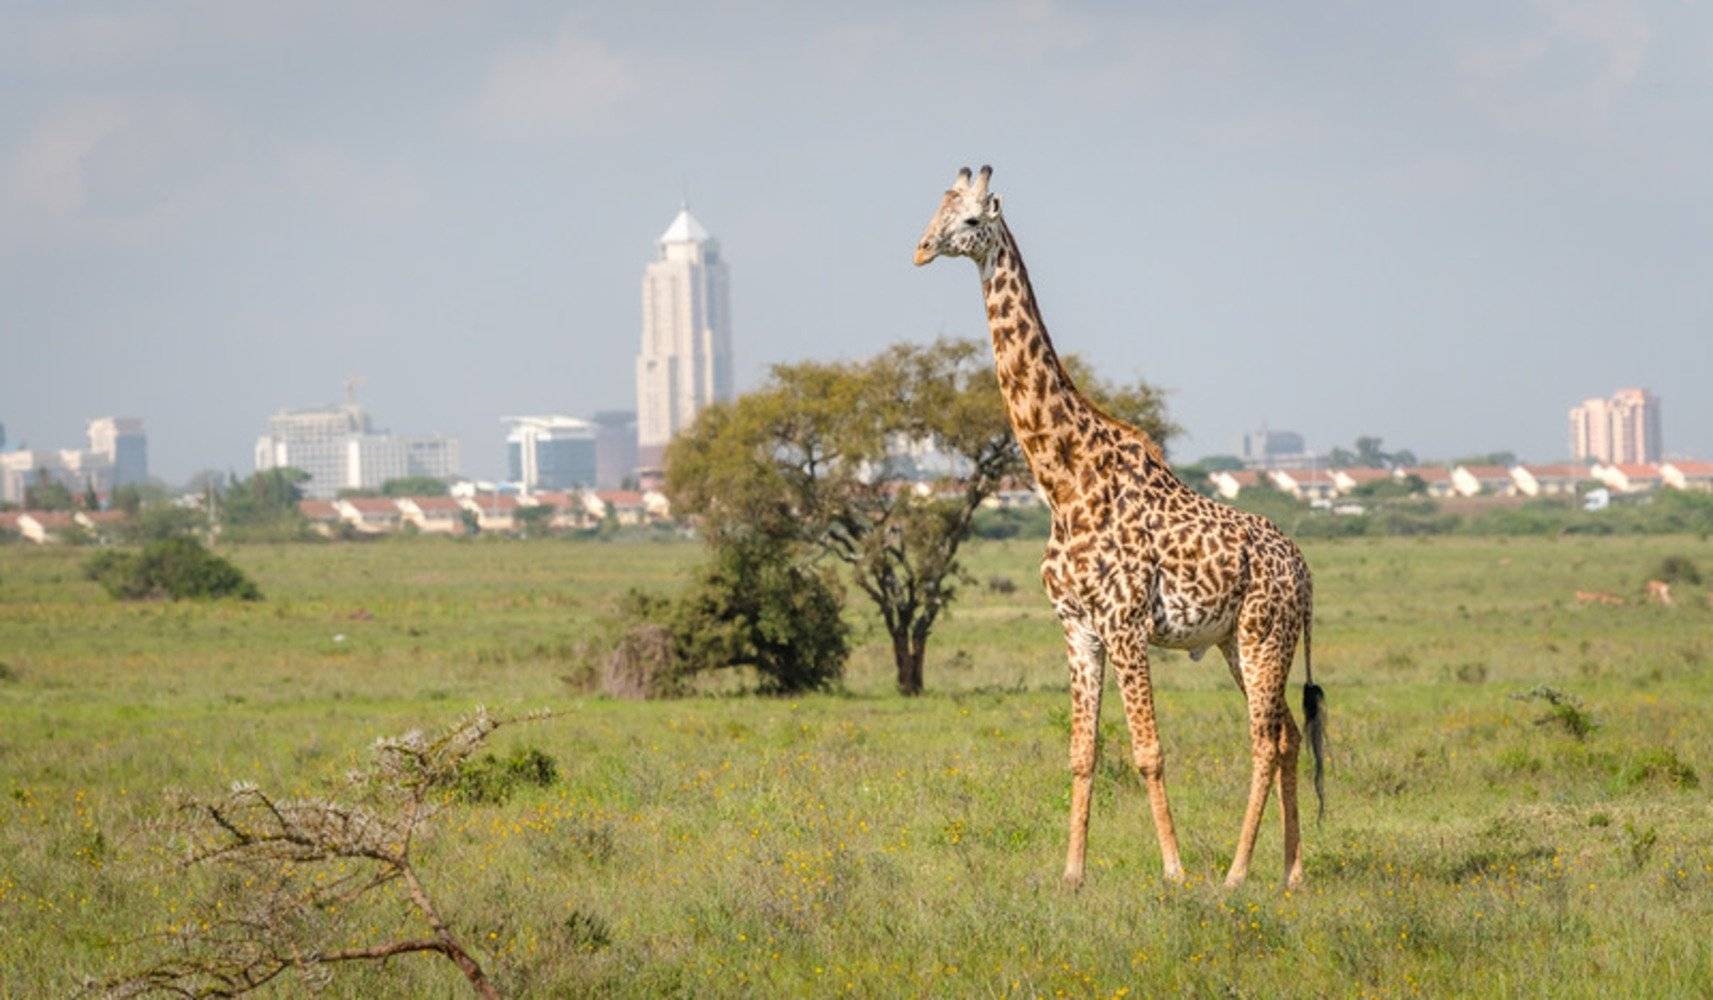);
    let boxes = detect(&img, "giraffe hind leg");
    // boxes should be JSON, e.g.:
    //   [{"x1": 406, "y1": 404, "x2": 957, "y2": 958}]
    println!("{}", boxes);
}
[{"x1": 1223, "y1": 631, "x2": 1293, "y2": 888}]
